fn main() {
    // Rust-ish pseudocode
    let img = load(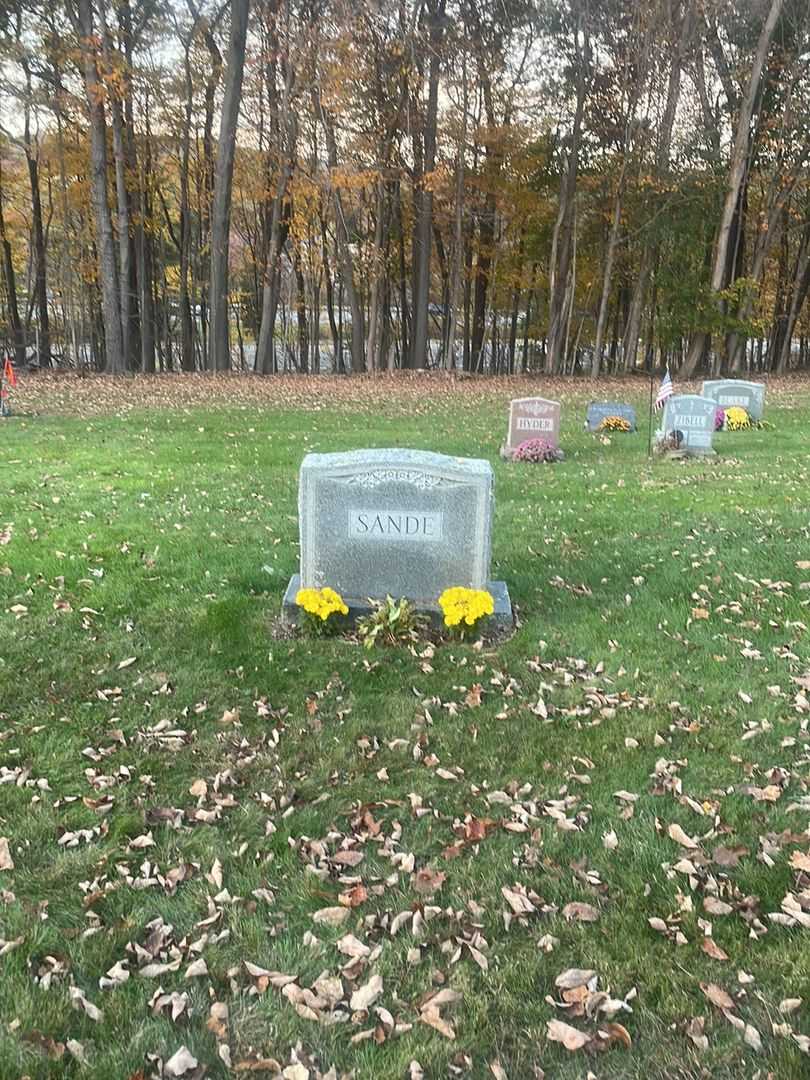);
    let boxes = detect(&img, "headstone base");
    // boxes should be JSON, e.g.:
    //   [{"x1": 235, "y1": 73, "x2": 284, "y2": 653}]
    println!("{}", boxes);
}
[{"x1": 281, "y1": 574, "x2": 514, "y2": 635}]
